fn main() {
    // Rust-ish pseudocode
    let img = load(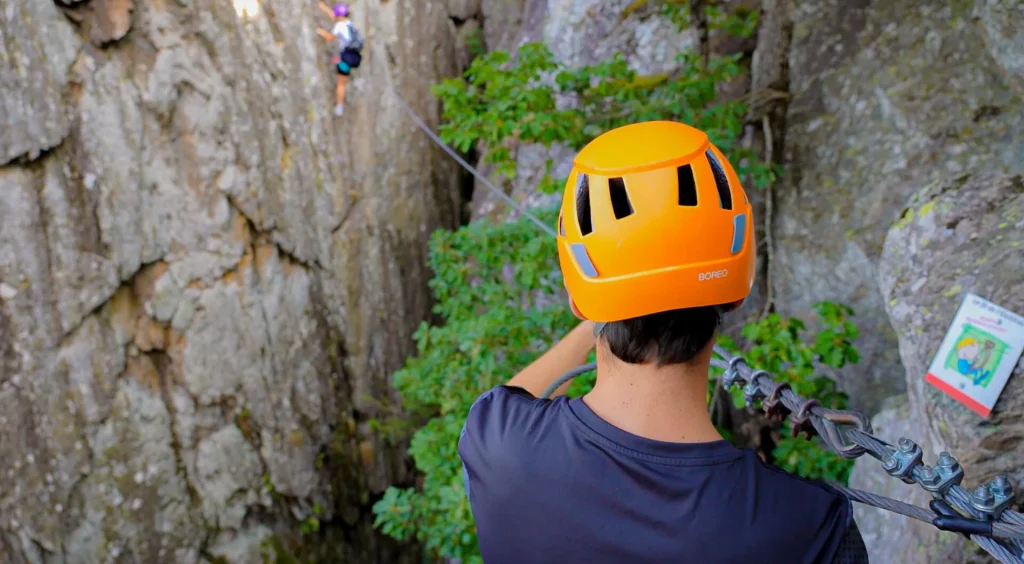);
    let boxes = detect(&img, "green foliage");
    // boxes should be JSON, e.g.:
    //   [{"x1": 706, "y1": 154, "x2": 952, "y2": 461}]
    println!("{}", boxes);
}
[
  {"x1": 772, "y1": 434, "x2": 855, "y2": 484},
  {"x1": 657, "y1": 0, "x2": 759, "y2": 37},
  {"x1": 464, "y1": 26, "x2": 487, "y2": 61},
  {"x1": 715, "y1": 302, "x2": 860, "y2": 483},
  {"x1": 296, "y1": 504, "x2": 325, "y2": 536},
  {"x1": 372, "y1": 208, "x2": 575, "y2": 563},
  {"x1": 724, "y1": 302, "x2": 858, "y2": 406},
  {"x1": 706, "y1": 3, "x2": 760, "y2": 37},
  {"x1": 432, "y1": 37, "x2": 778, "y2": 194},
  {"x1": 657, "y1": 0, "x2": 693, "y2": 29},
  {"x1": 298, "y1": 516, "x2": 320, "y2": 536}
]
